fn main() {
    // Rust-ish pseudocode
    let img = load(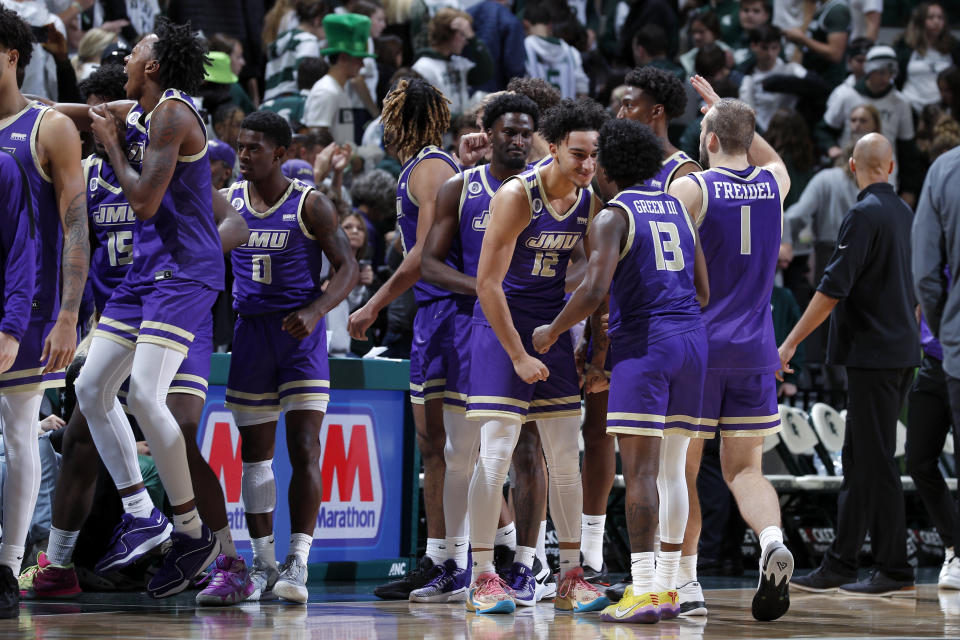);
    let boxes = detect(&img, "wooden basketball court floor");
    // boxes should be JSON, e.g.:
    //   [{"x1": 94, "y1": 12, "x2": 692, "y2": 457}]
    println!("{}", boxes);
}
[{"x1": 4, "y1": 572, "x2": 960, "y2": 640}]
